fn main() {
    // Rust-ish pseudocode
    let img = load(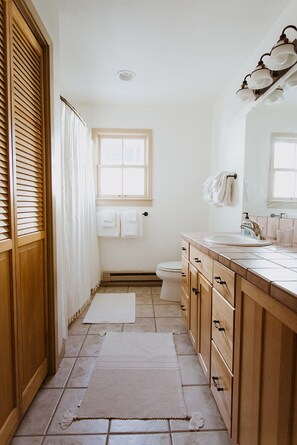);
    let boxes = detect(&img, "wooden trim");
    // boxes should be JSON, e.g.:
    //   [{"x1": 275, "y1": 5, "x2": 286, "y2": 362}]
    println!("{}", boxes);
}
[
  {"x1": 21, "y1": 357, "x2": 47, "y2": 414},
  {"x1": 0, "y1": 408, "x2": 18, "y2": 445},
  {"x1": 96, "y1": 198, "x2": 153, "y2": 206},
  {"x1": 0, "y1": 238, "x2": 12, "y2": 252},
  {"x1": 93, "y1": 128, "x2": 153, "y2": 203},
  {"x1": 17, "y1": 229, "x2": 45, "y2": 246}
]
